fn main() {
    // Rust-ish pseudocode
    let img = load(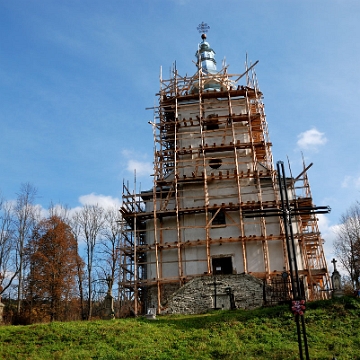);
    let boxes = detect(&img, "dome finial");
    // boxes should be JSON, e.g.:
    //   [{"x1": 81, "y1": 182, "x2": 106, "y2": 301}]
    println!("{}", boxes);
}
[
  {"x1": 191, "y1": 22, "x2": 219, "y2": 93},
  {"x1": 195, "y1": 22, "x2": 217, "y2": 75},
  {"x1": 197, "y1": 21, "x2": 210, "y2": 40}
]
